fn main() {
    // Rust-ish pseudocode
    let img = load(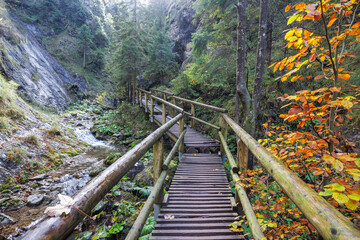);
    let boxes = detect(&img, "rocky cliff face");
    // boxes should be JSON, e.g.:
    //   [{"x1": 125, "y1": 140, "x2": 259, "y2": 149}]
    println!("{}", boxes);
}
[
  {"x1": 168, "y1": 0, "x2": 199, "y2": 67},
  {"x1": 0, "y1": 10, "x2": 86, "y2": 110}
]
